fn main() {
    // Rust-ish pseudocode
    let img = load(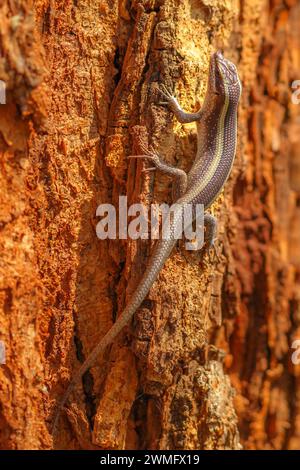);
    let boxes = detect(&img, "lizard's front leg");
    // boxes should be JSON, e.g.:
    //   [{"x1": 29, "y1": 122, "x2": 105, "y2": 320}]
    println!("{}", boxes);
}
[
  {"x1": 159, "y1": 84, "x2": 202, "y2": 124},
  {"x1": 128, "y1": 146, "x2": 188, "y2": 198}
]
